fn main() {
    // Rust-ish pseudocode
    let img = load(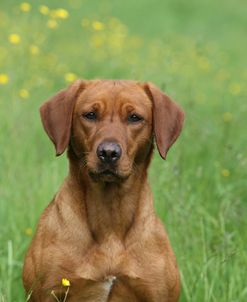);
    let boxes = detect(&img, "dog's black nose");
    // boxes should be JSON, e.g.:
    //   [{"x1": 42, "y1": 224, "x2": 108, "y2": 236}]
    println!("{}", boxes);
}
[{"x1": 97, "y1": 142, "x2": 122, "y2": 163}]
